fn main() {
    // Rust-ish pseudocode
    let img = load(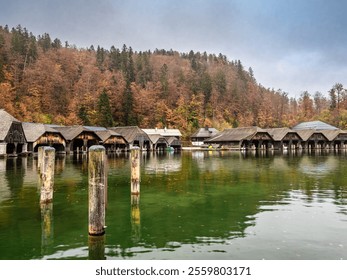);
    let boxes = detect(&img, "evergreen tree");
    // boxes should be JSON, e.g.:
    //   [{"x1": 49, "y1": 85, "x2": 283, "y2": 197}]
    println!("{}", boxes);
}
[
  {"x1": 78, "y1": 105, "x2": 91, "y2": 125},
  {"x1": 127, "y1": 47, "x2": 135, "y2": 83},
  {"x1": 109, "y1": 45, "x2": 121, "y2": 71},
  {"x1": 52, "y1": 38, "x2": 62, "y2": 49},
  {"x1": 122, "y1": 82, "x2": 135, "y2": 125},
  {"x1": 38, "y1": 33, "x2": 52, "y2": 52},
  {"x1": 96, "y1": 45, "x2": 106, "y2": 70},
  {"x1": 160, "y1": 63, "x2": 169, "y2": 98},
  {"x1": 200, "y1": 71, "x2": 212, "y2": 106},
  {"x1": 97, "y1": 90, "x2": 114, "y2": 127}
]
